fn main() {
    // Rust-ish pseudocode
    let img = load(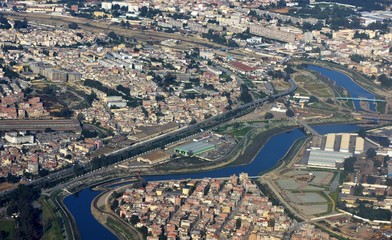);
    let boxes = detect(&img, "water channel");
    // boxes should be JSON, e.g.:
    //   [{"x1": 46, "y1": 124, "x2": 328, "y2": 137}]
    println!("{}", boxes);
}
[
  {"x1": 307, "y1": 65, "x2": 377, "y2": 111},
  {"x1": 64, "y1": 124, "x2": 361, "y2": 240},
  {"x1": 64, "y1": 65, "x2": 375, "y2": 239}
]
